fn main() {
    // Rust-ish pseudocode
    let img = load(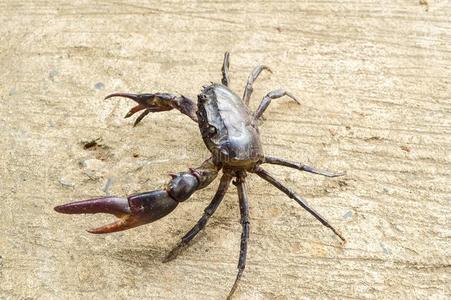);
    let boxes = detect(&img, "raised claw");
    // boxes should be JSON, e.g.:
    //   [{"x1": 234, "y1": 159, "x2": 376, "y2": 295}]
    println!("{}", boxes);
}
[
  {"x1": 54, "y1": 191, "x2": 179, "y2": 234},
  {"x1": 105, "y1": 93, "x2": 173, "y2": 124},
  {"x1": 104, "y1": 92, "x2": 198, "y2": 125}
]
